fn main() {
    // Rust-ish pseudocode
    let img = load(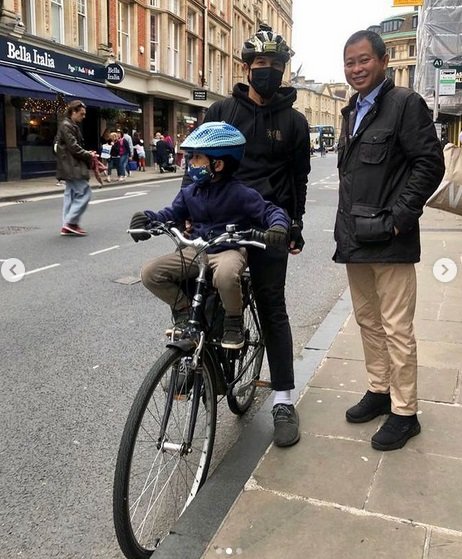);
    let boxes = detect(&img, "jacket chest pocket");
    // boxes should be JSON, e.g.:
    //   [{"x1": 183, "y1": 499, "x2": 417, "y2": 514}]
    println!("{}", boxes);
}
[
  {"x1": 358, "y1": 129, "x2": 393, "y2": 165},
  {"x1": 351, "y1": 204, "x2": 394, "y2": 243}
]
